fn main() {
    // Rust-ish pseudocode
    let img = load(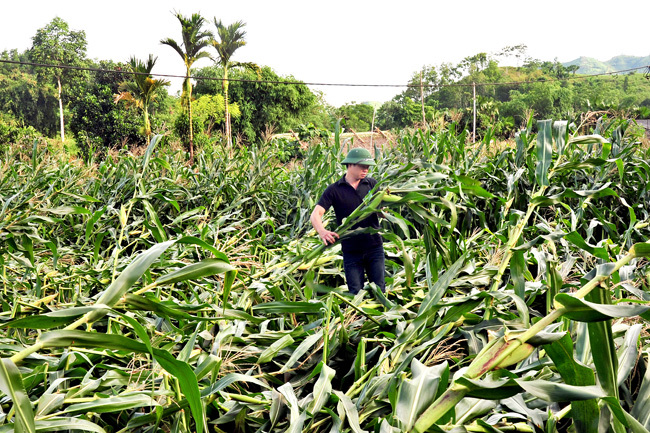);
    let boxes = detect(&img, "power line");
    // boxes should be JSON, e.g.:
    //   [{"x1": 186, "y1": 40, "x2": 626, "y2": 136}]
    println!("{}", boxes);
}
[{"x1": 0, "y1": 58, "x2": 648, "y2": 90}]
